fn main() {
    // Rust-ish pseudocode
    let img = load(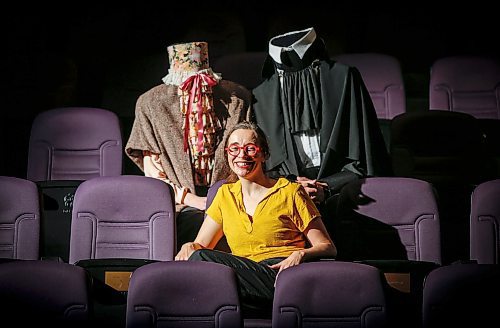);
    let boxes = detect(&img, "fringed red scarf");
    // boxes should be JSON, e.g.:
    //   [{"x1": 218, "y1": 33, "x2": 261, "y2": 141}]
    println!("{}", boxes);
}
[{"x1": 179, "y1": 72, "x2": 221, "y2": 186}]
